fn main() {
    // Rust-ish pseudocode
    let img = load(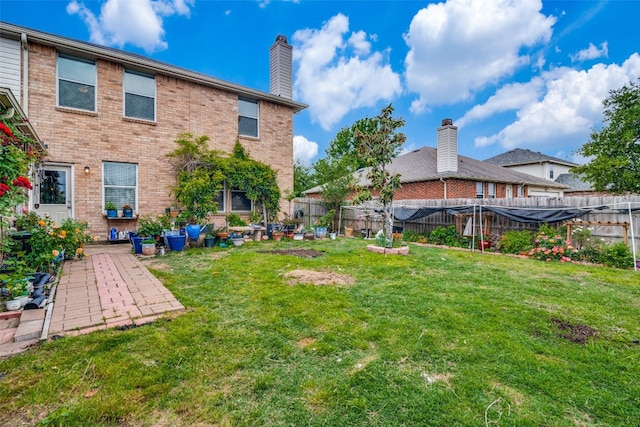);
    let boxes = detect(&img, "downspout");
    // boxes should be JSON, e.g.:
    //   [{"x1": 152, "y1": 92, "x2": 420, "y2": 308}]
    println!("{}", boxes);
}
[
  {"x1": 440, "y1": 177, "x2": 447, "y2": 199},
  {"x1": 21, "y1": 33, "x2": 29, "y2": 115}
]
